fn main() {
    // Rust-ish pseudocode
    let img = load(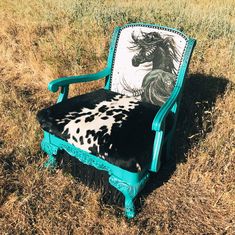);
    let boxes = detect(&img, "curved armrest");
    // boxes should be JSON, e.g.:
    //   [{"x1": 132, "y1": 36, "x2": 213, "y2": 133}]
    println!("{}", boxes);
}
[
  {"x1": 152, "y1": 38, "x2": 196, "y2": 132},
  {"x1": 48, "y1": 67, "x2": 111, "y2": 92},
  {"x1": 152, "y1": 86, "x2": 180, "y2": 131},
  {"x1": 150, "y1": 86, "x2": 181, "y2": 172}
]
